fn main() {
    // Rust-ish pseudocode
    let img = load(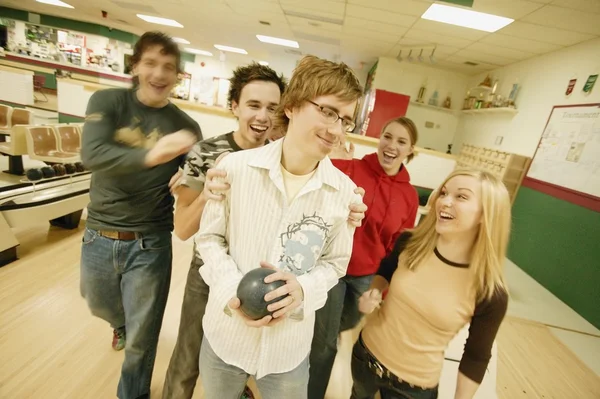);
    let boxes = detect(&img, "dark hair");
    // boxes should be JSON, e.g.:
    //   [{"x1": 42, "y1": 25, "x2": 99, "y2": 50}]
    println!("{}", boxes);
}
[
  {"x1": 227, "y1": 62, "x2": 287, "y2": 110},
  {"x1": 129, "y1": 31, "x2": 182, "y2": 86}
]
